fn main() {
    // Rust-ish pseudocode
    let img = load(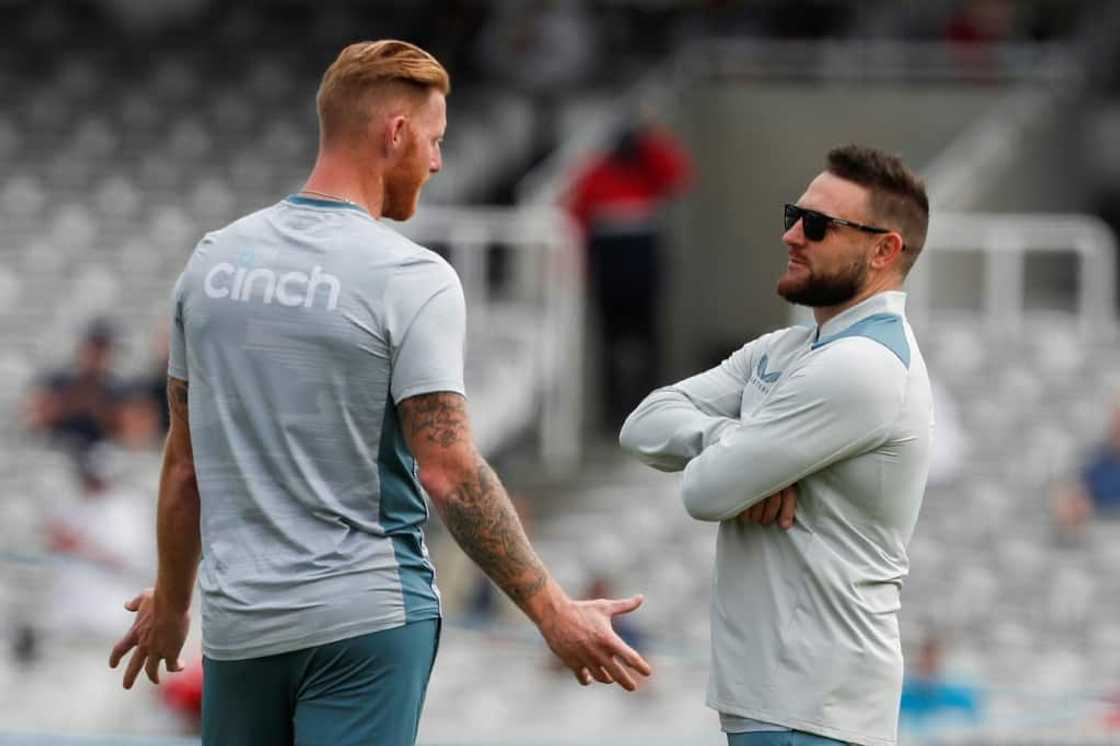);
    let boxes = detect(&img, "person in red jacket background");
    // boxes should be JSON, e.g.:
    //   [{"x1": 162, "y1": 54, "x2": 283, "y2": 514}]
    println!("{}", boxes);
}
[{"x1": 568, "y1": 120, "x2": 692, "y2": 430}]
